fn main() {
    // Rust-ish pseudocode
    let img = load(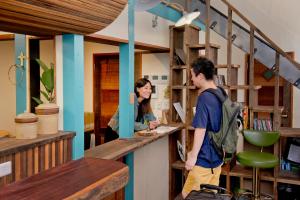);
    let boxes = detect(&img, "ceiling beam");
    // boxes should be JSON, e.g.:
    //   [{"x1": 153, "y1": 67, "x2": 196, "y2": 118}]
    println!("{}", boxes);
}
[{"x1": 85, "y1": 34, "x2": 169, "y2": 53}]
